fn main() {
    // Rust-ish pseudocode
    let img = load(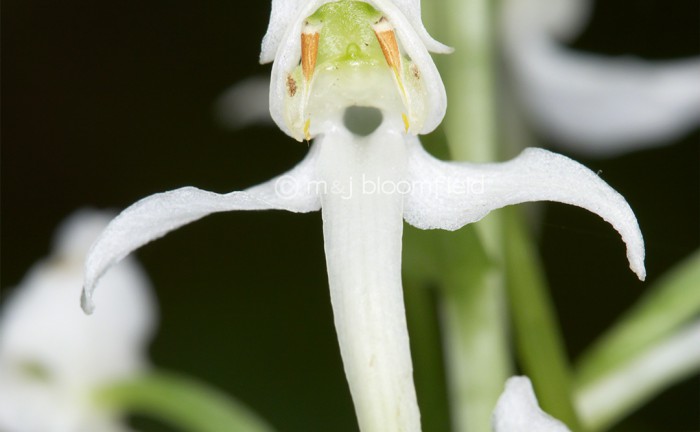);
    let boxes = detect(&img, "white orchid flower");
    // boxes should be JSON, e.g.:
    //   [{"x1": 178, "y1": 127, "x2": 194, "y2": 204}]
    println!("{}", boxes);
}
[
  {"x1": 0, "y1": 210, "x2": 156, "y2": 432},
  {"x1": 492, "y1": 376, "x2": 571, "y2": 432},
  {"x1": 502, "y1": 0, "x2": 700, "y2": 156},
  {"x1": 81, "y1": 1, "x2": 645, "y2": 431}
]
